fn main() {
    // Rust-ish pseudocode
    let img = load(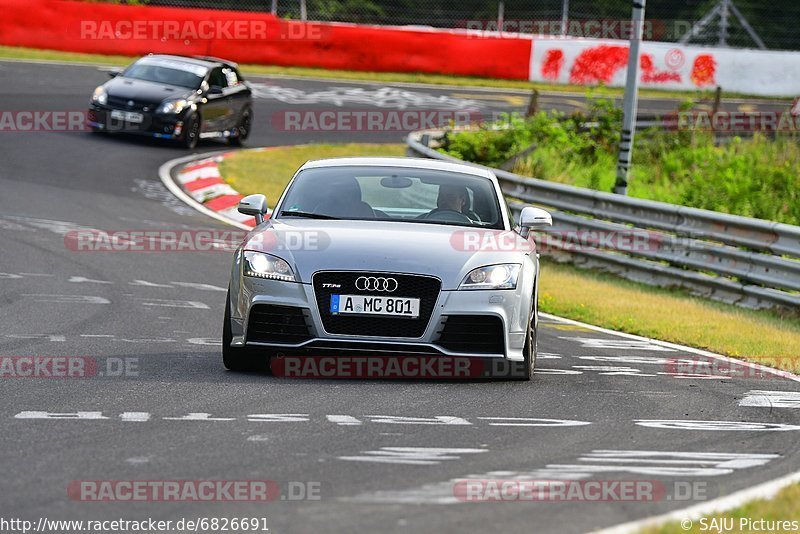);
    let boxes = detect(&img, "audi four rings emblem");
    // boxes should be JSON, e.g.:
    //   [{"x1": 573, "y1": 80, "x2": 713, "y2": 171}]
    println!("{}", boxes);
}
[{"x1": 355, "y1": 276, "x2": 398, "y2": 292}]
